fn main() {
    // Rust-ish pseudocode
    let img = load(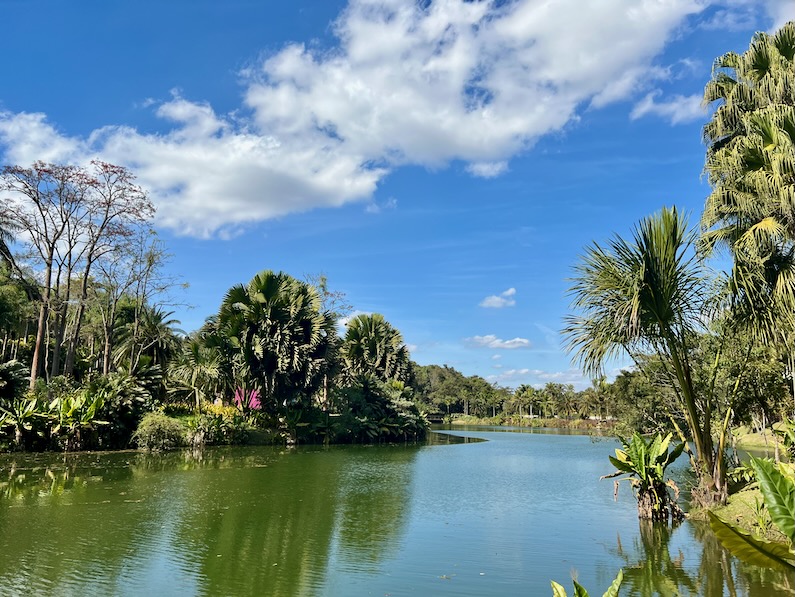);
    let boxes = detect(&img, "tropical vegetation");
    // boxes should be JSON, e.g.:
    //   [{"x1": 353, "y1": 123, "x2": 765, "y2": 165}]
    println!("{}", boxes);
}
[{"x1": 602, "y1": 432, "x2": 685, "y2": 522}]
